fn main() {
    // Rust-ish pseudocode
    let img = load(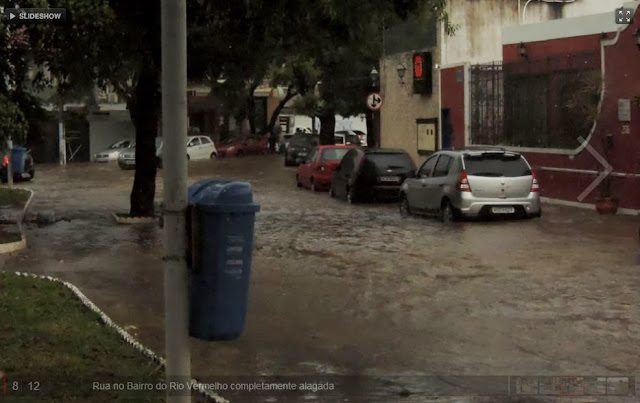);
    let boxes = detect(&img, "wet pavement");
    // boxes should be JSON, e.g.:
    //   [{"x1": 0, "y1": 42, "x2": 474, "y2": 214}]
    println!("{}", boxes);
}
[{"x1": 3, "y1": 156, "x2": 640, "y2": 401}]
